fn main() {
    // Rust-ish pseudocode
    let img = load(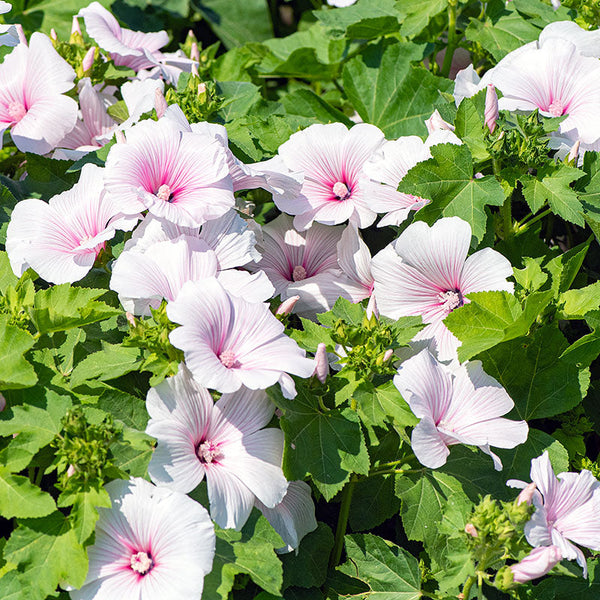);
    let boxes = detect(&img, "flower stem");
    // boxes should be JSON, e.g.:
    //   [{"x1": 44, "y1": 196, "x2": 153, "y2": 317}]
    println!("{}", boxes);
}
[
  {"x1": 516, "y1": 207, "x2": 552, "y2": 234},
  {"x1": 329, "y1": 475, "x2": 357, "y2": 568},
  {"x1": 462, "y1": 575, "x2": 476, "y2": 599},
  {"x1": 441, "y1": 1, "x2": 458, "y2": 78}
]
